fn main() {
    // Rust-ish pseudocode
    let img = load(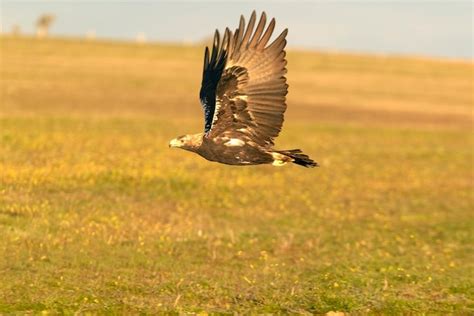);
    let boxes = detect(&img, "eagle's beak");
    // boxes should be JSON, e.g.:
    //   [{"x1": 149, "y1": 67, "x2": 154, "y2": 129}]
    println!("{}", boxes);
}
[{"x1": 168, "y1": 138, "x2": 181, "y2": 148}]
